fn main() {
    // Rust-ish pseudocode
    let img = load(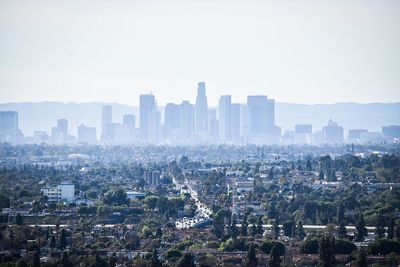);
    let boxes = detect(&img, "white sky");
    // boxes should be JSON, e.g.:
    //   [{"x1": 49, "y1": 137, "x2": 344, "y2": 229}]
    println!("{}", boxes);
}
[{"x1": 0, "y1": 0, "x2": 399, "y2": 106}]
